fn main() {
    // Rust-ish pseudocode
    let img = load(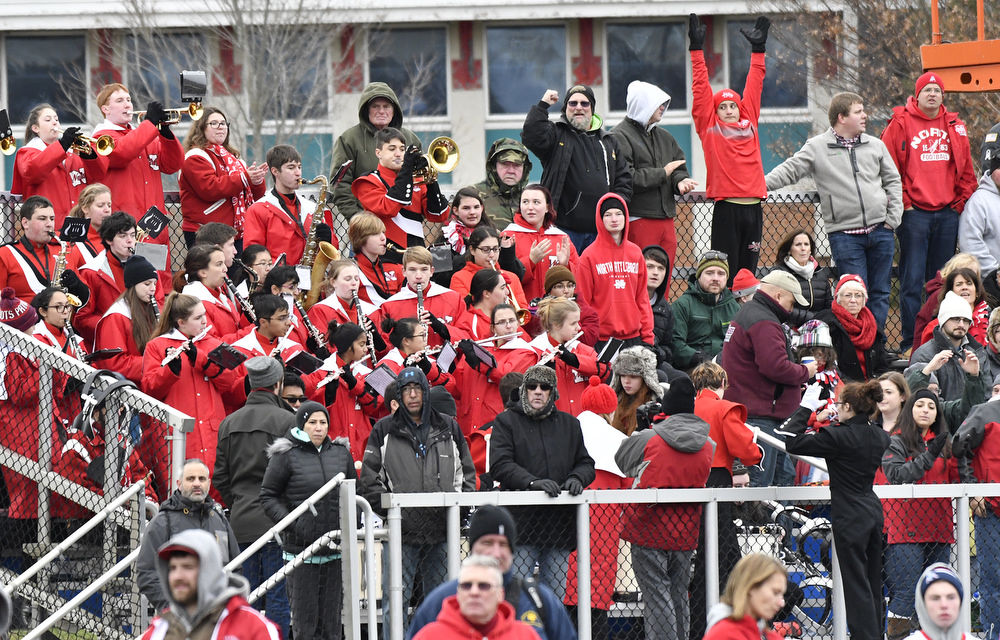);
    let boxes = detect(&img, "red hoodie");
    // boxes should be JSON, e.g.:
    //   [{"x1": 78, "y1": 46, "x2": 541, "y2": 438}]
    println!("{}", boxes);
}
[
  {"x1": 575, "y1": 193, "x2": 654, "y2": 343},
  {"x1": 881, "y1": 96, "x2": 977, "y2": 212},
  {"x1": 411, "y1": 595, "x2": 541, "y2": 640}
]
